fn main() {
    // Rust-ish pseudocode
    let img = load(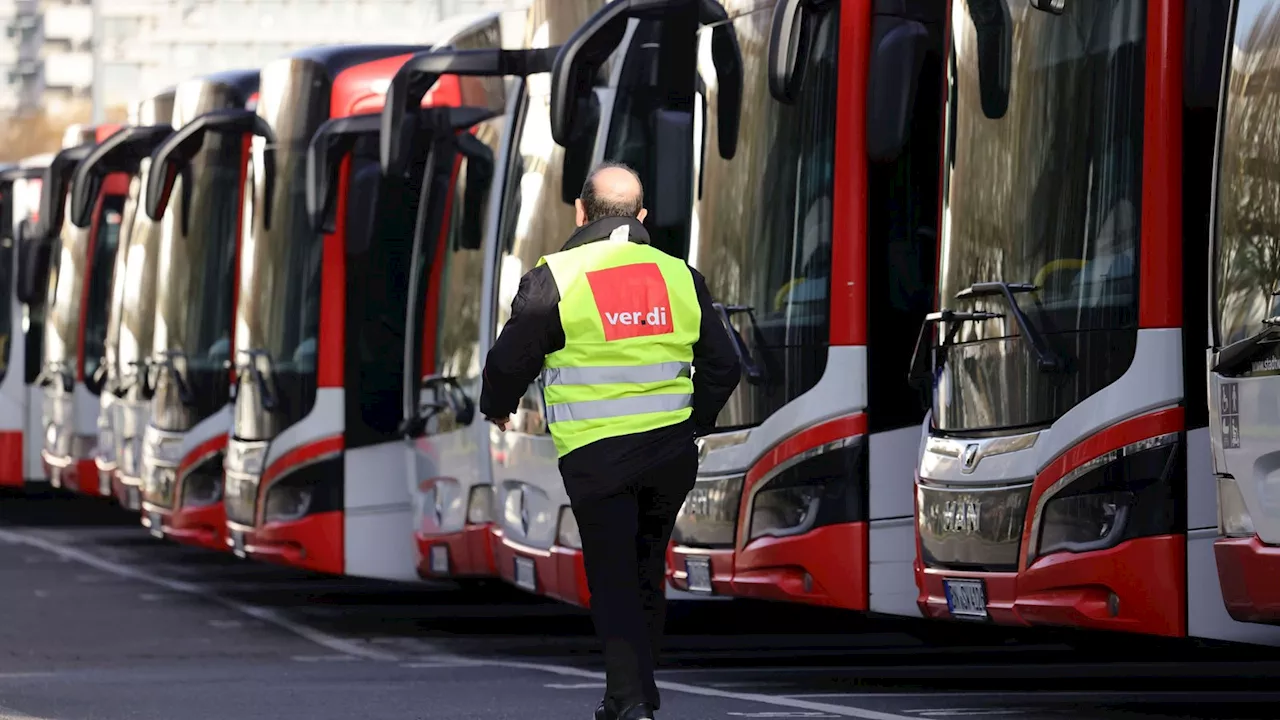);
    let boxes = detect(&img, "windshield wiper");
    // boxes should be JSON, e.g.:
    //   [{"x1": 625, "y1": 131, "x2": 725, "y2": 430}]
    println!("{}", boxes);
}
[
  {"x1": 955, "y1": 281, "x2": 1064, "y2": 372},
  {"x1": 1213, "y1": 312, "x2": 1280, "y2": 376},
  {"x1": 236, "y1": 347, "x2": 278, "y2": 411},
  {"x1": 150, "y1": 350, "x2": 196, "y2": 406},
  {"x1": 712, "y1": 302, "x2": 769, "y2": 385},
  {"x1": 35, "y1": 361, "x2": 73, "y2": 393},
  {"x1": 907, "y1": 309, "x2": 1004, "y2": 389}
]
